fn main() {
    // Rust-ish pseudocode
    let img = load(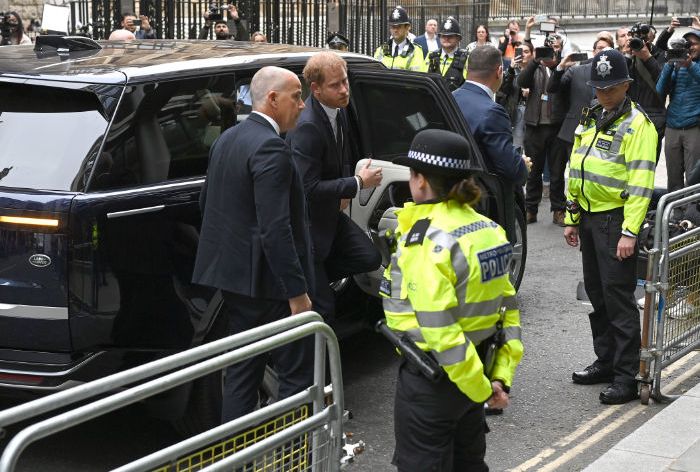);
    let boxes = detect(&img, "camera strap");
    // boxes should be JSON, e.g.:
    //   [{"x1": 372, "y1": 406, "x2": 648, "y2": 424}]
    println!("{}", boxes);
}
[{"x1": 634, "y1": 57, "x2": 659, "y2": 97}]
